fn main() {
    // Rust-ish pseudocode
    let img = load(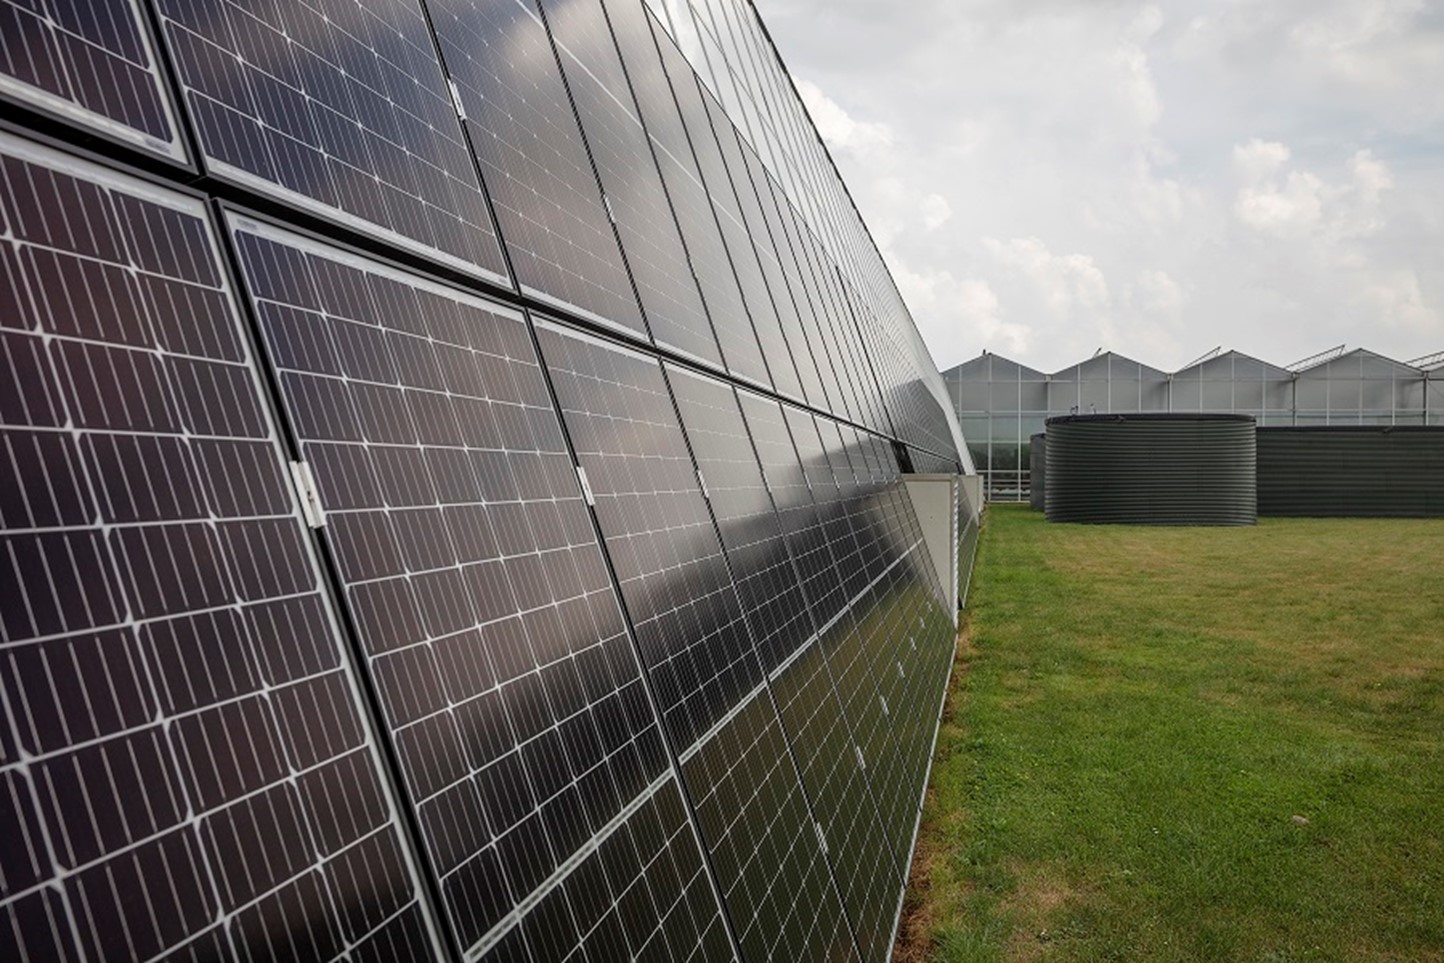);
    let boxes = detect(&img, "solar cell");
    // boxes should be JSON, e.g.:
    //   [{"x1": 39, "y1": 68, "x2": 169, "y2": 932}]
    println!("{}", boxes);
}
[
  {"x1": 0, "y1": 132, "x2": 443, "y2": 963},
  {"x1": 153, "y1": 0, "x2": 509, "y2": 283},
  {"x1": 0, "y1": 0, "x2": 185, "y2": 159},
  {"x1": 426, "y1": 0, "x2": 645, "y2": 336},
  {"x1": 225, "y1": 215, "x2": 724, "y2": 957}
]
